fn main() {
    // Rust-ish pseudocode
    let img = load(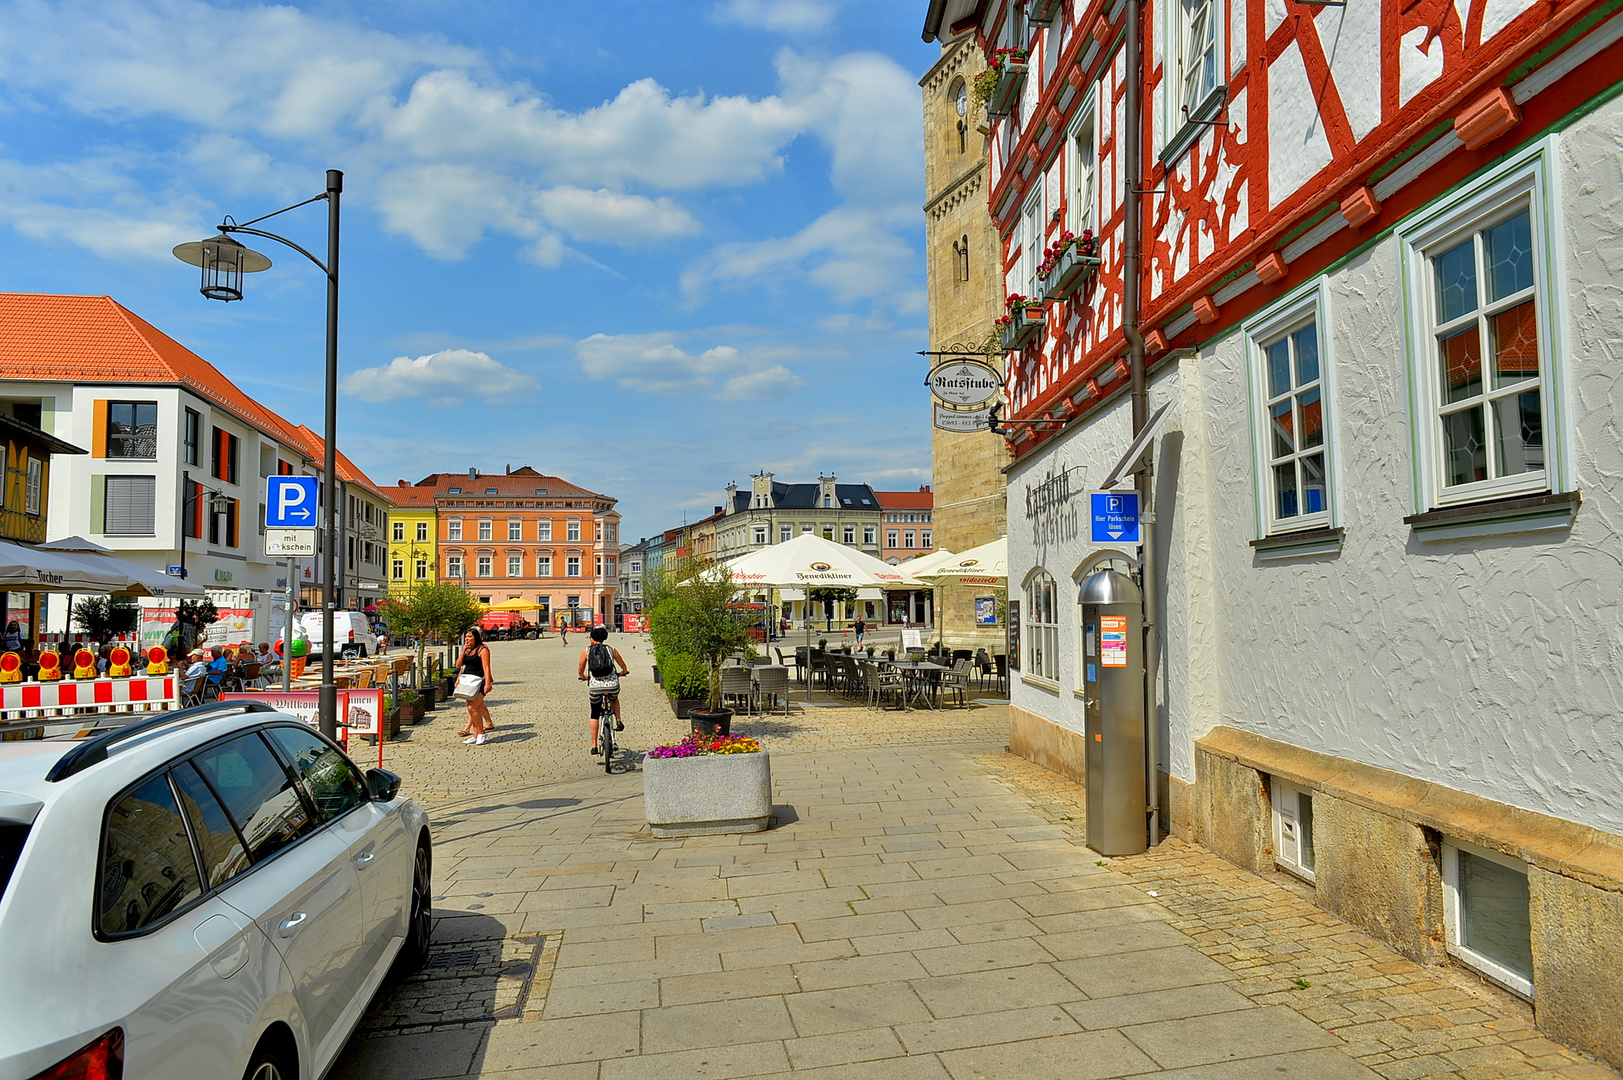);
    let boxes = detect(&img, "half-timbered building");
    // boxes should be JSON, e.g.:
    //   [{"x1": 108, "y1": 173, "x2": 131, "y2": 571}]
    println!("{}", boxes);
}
[{"x1": 922, "y1": 0, "x2": 1623, "y2": 1058}]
